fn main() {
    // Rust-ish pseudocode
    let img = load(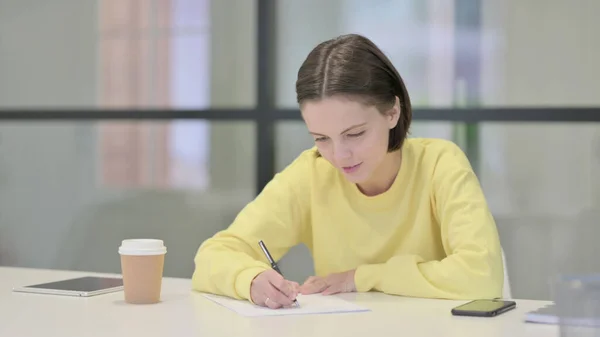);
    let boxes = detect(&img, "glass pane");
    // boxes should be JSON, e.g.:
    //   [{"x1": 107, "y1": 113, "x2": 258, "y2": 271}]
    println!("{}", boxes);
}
[
  {"x1": 100, "y1": 0, "x2": 210, "y2": 35},
  {"x1": 410, "y1": 121, "x2": 456, "y2": 141},
  {"x1": 99, "y1": 35, "x2": 211, "y2": 108},
  {"x1": 0, "y1": 0, "x2": 255, "y2": 108},
  {"x1": 167, "y1": 0, "x2": 211, "y2": 31},
  {"x1": 275, "y1": 121, "x2": 314, "y2": 172},
  {"x1": 0, "y1": 121, "x2": 256, "y2": 278},
  {"x1": 479, "y1": 123, "x2": 600, "y2": 300},
  {"x1": 276, "y1": 0, "x2": 457, "y2": 109},
  {"x1": 0, "y1": 1, "x2": 98, "y2": 108},
  {"x1": 99, "y1": 0, "x2": 152, "y2": 34},
  {"x1": 480, "y1": 1, "x2": 600, "y2": 106},
  {"x1": 277, "y1": 0, "x2": 600, "y2": 108}
]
